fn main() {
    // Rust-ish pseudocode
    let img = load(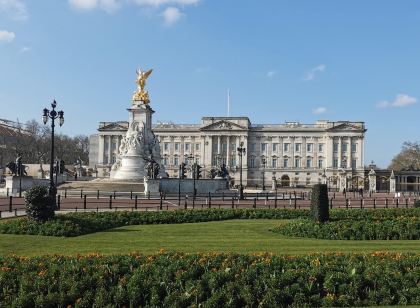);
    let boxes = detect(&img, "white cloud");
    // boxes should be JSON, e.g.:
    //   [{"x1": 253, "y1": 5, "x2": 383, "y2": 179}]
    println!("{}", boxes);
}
[
  {"x1": 69, "y1": 0, "x2": 199, "y2": 12},
  {"x1": 0, "y1": 30, "x2": 15, "y2": 43},
  {"x1": 312, "y1": 106, "x2": 327, "y2": 114},
  {"x1": 161, "y1": 6, "x2": 182, "y2": 24},
  {"x1": 69, "y1": 0, "x2": 121, "y2": 13},
  {"x1": 303, "y1": 64, "x2": 326, "y2": 81},
  {"x1": 266, "y1": 70, "x2": 277, "y2": 78},
  {"x1": 68, "y1": 0, "x2": 199, "y2": 21},
  {"x1": 0, "y1": 0, "x2": 27, "y2": 20},
  {"x1": 133, "y1": 0, "x2": 199, "y2": 6},
  {"x1": 377, "y1": 94, "x2": 417, "y2": 108}
]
